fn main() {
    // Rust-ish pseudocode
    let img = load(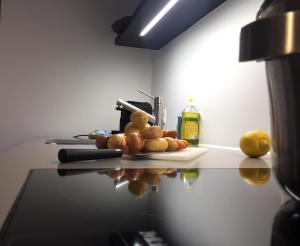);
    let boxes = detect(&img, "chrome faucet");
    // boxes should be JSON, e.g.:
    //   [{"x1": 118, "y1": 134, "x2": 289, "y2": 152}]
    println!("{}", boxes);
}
[{"x1": 116, "y1": 90, "x2": 164, "y2": 129}]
